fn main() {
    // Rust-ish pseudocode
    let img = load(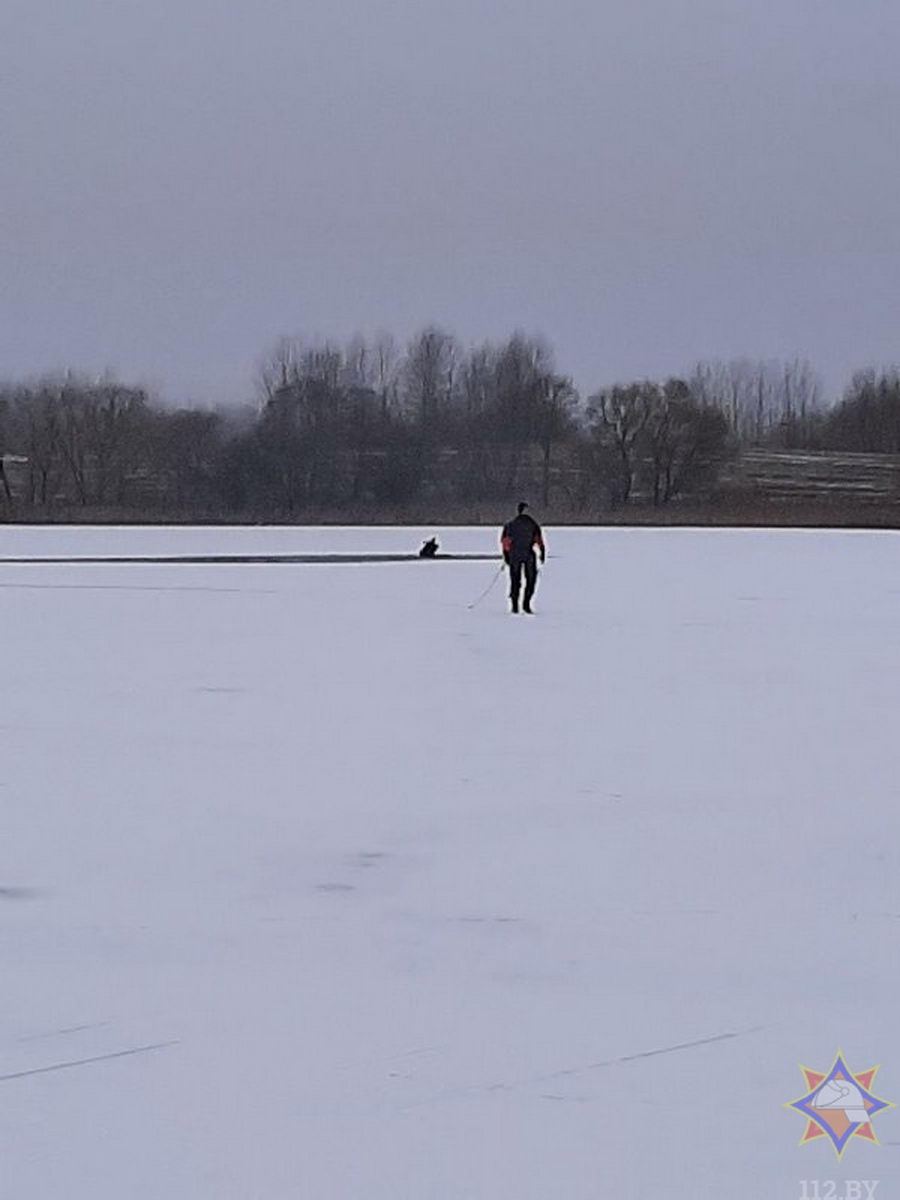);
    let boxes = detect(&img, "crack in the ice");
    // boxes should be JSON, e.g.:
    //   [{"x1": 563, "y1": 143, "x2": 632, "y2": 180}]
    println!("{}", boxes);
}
[
  {"x1": 18, "y1": 1022, "x2": 111, "y2": 1043},
  {"x1": 0, "y1": 1041, "x2": 178, "y2": 1083},
  {"x1": 527, "y1": 1026, "x2": 765, "y2": 1085},
  {"x1": 401, "y1": 1026, "x2": 763, "y2": 1111}
]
